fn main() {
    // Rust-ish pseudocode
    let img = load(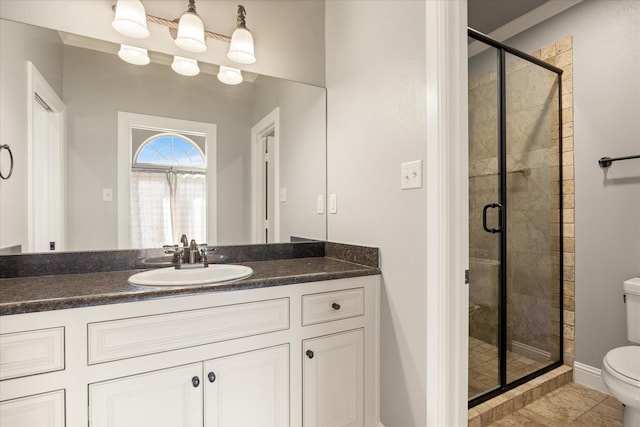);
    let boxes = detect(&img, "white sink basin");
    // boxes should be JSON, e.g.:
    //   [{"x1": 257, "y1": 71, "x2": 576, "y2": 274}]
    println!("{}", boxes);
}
[{"x1": 129, "y1": 265, "x2": 253, "y2": 287}]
